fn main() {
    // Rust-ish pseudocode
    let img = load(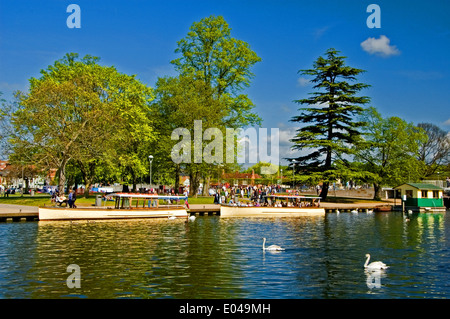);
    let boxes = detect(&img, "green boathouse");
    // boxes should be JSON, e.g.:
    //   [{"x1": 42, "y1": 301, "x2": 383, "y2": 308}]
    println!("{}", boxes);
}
[{"x1": 394, "y1": 183, "x2": 445, "y2": 213}]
